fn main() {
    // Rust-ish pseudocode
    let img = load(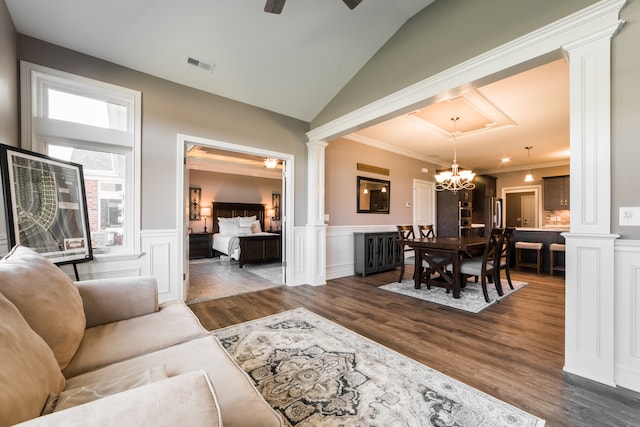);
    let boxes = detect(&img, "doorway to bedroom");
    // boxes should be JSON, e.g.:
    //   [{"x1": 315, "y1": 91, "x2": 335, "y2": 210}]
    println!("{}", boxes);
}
[{"x1": 177, "y1": 134, "x2": 294, "y2": 304}]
